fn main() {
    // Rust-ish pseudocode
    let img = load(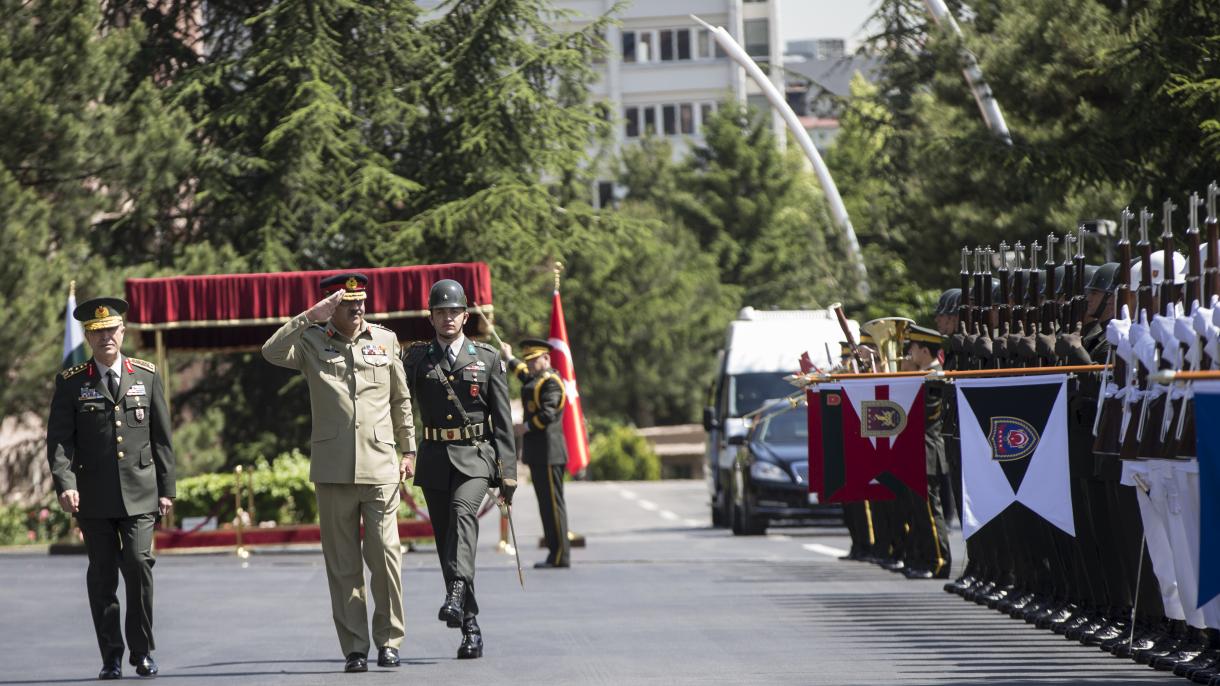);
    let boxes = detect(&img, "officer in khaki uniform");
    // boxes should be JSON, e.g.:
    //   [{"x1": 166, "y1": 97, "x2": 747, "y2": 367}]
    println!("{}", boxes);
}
[
  {"x1": 261, "y1": 273, "x2": 415, "y2": 673},
  {"x1": 502, "y1": 338, "x2": 571, "y2": 568},
  {"x1": 401, "y1": 279, "x2": 516, "y2": 660},
  {"x1": 46, "y1": 297, "x2": 175, "y2": 680}
]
